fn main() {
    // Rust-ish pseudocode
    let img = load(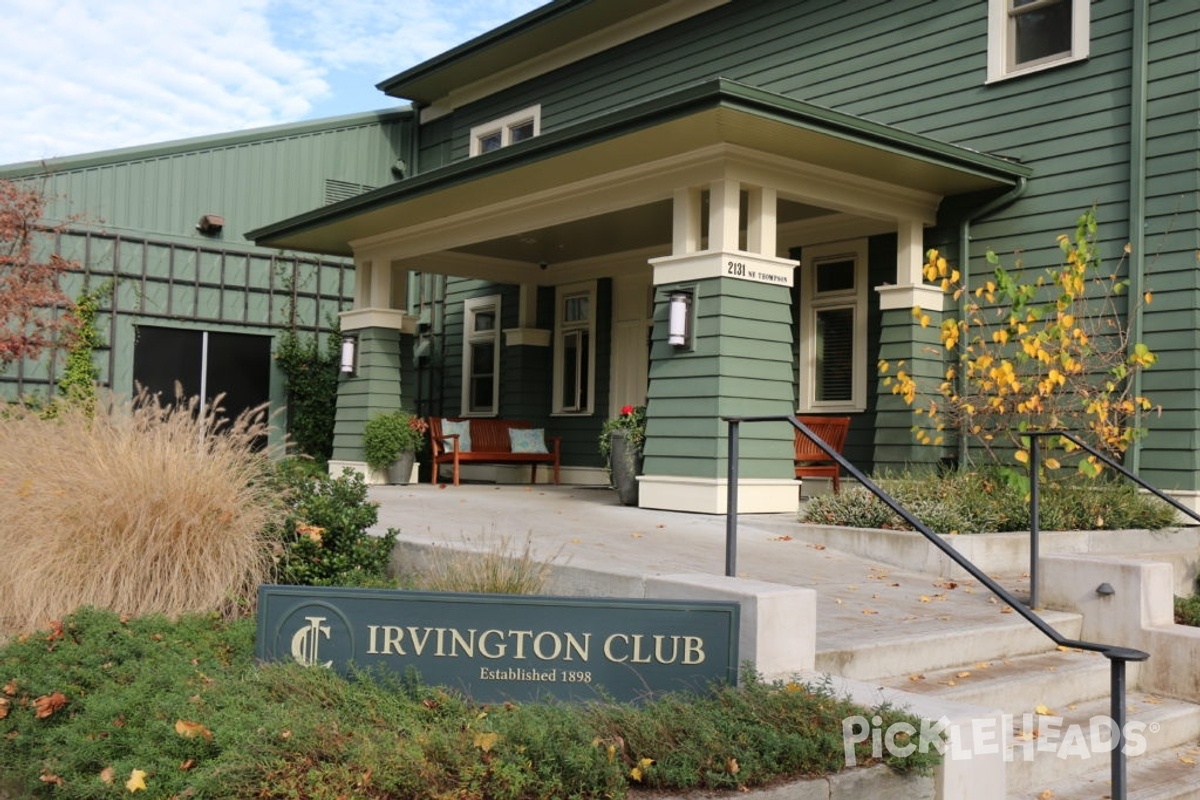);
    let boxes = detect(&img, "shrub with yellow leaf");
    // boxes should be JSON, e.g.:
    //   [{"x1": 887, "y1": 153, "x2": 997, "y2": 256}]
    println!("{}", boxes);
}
[{"x1": 880, "y1": 208, "x2": 1157, "y2": 475}]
